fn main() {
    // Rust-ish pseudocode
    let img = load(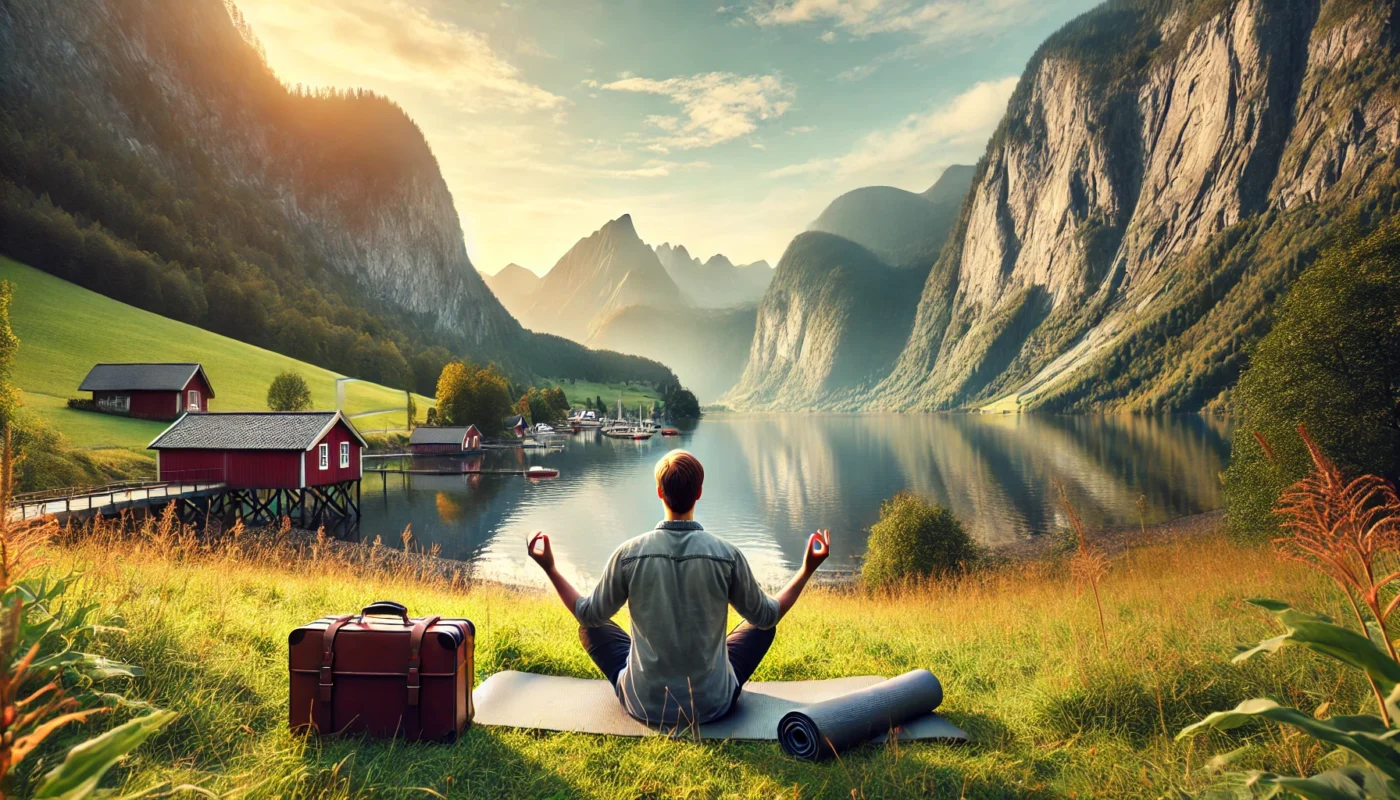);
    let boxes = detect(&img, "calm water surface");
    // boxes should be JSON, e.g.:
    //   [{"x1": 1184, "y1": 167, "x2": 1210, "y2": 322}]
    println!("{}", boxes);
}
[{"x1": 358, "y1": 413, "x2": 1231, "y2": 587}]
